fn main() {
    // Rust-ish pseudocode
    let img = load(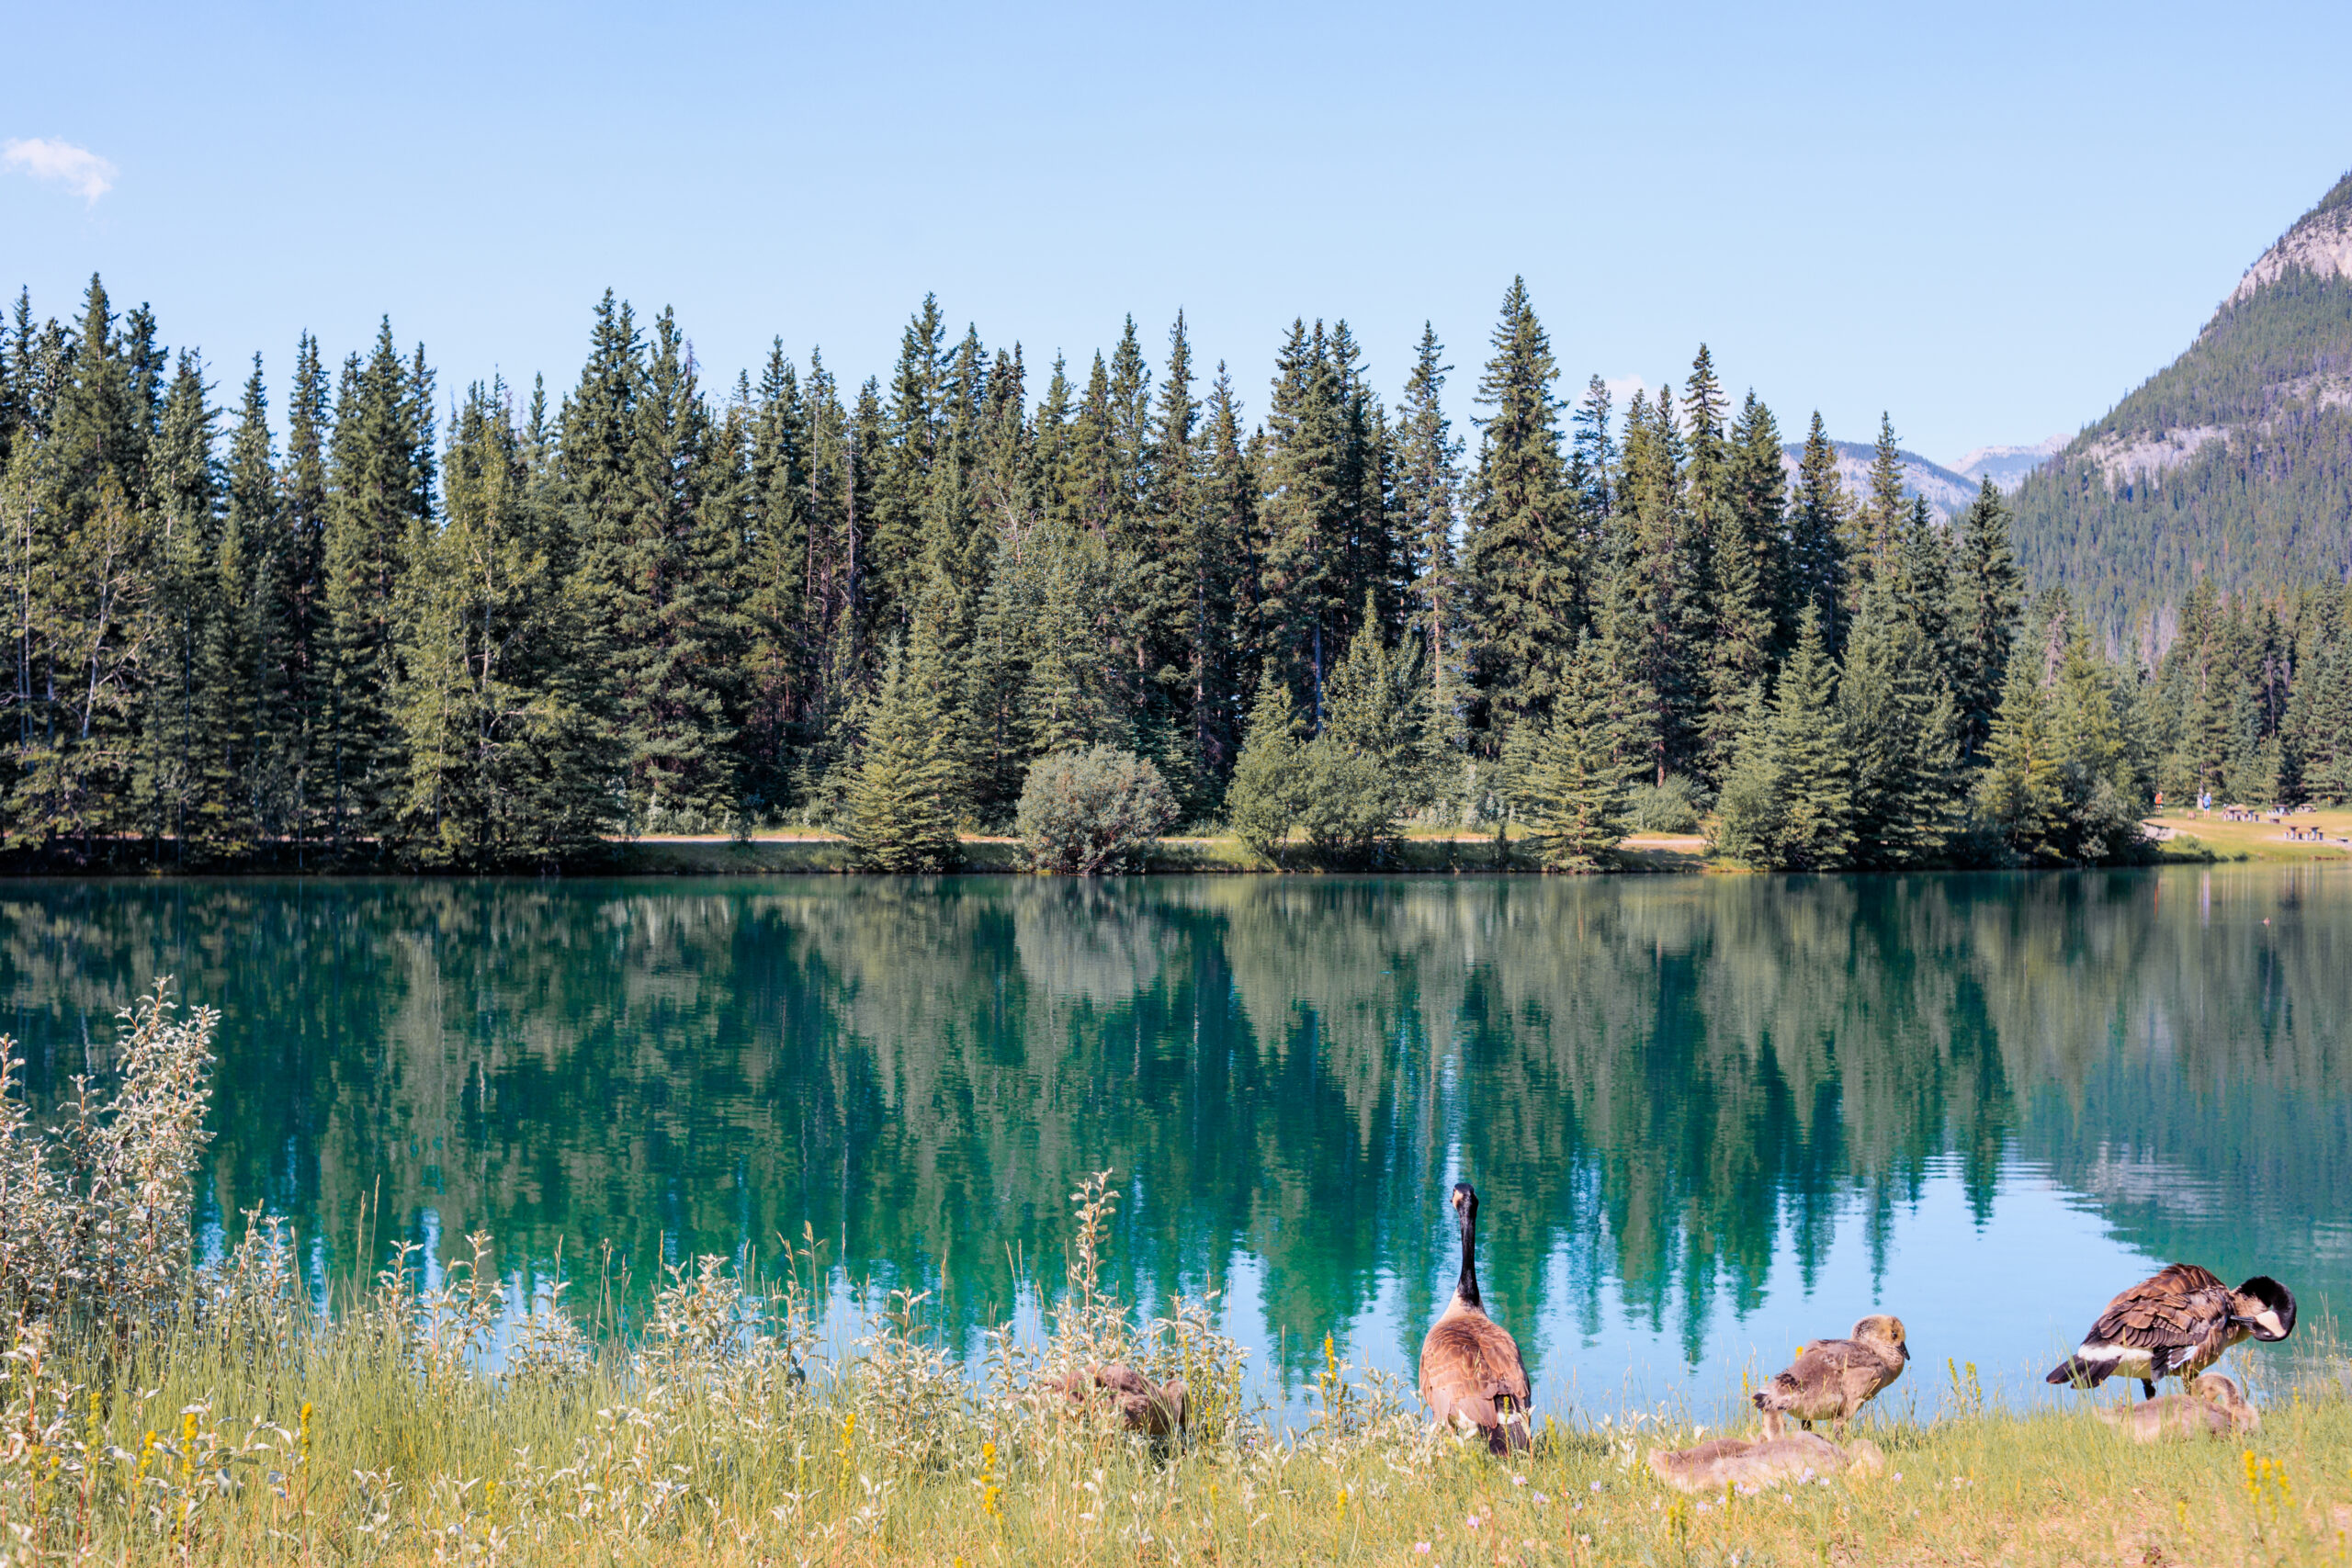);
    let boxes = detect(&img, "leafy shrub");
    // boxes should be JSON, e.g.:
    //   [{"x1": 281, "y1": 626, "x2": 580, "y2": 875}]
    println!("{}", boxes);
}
[
  {"x1": 1017, "y1": 747, "x2": 1178, "y2": 874},
  {"x1": 1626, "y1": 773, "x2": 1709, "y2": 833},
  {"x1": 0, "y1": 980, "x2": 217, "y2": 1337}
]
